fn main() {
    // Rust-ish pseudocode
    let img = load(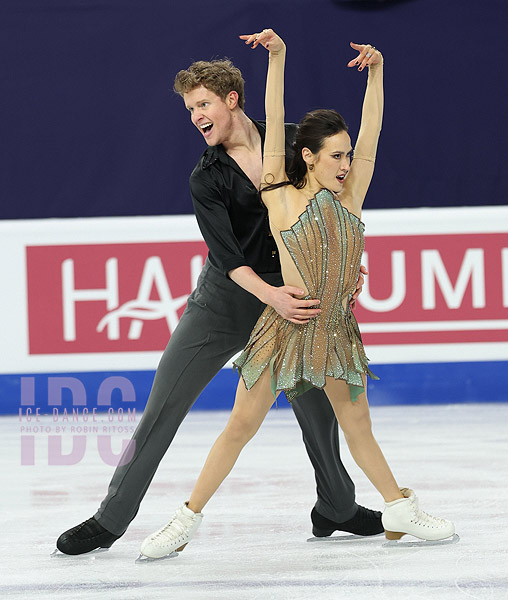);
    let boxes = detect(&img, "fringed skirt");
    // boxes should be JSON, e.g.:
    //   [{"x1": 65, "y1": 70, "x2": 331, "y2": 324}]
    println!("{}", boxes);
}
[{"x1": 234, "y1": 304, "x2": 377, "y2": 403}]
